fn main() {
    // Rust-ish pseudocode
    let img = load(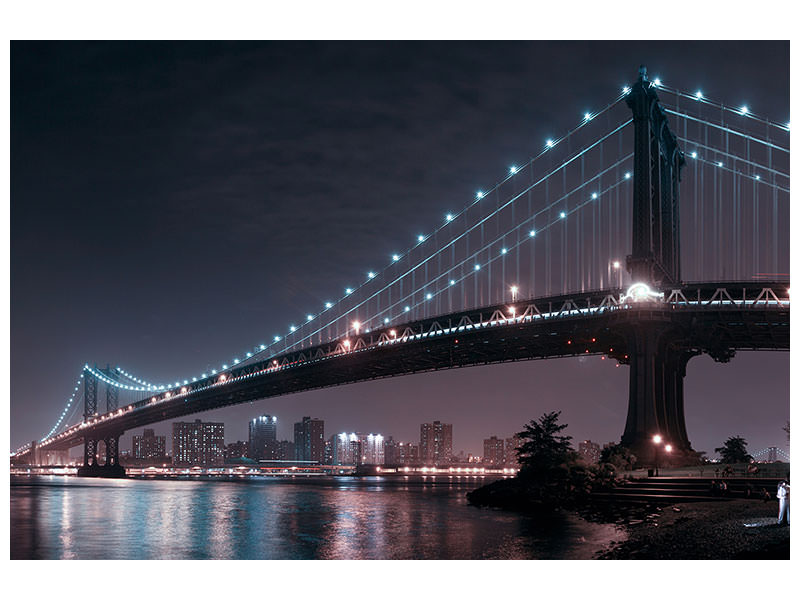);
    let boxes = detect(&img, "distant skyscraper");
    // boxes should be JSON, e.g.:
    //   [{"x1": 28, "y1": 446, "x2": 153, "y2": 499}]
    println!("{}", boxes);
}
[
  {"x1": 420, "y1": 421, "x2": 452, "y2": 465},
  {"x1": 172, "y1": 420, "x2": 224, "y2": 466},
  {"x1": 578, "y1": 440, "x2": 601, "y2": 464},
  {"x1": 483, "y1": 436, "x2": 505, "y2": 465},
  {"x1": 131, "y1": 428, "x2": 167, "y2": 463},
  {"x1": 505, "y1": 435, "x2": 522, "y2": 466},
  {"x1": 294, "y1": 416, "x2": 325, "y2": 463},
  {"x1": 332, "y1": 432, "x2": 364, "y2": 465},
  {"x1": 276, "y1": 440, "x2": 295, "y2": 461},
  {"x1": 249, "y1": 415, "x2": 278, "y2": 461},
  {"x1": 361, "y1": 433, "x2": 385, "y2": 465}
]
